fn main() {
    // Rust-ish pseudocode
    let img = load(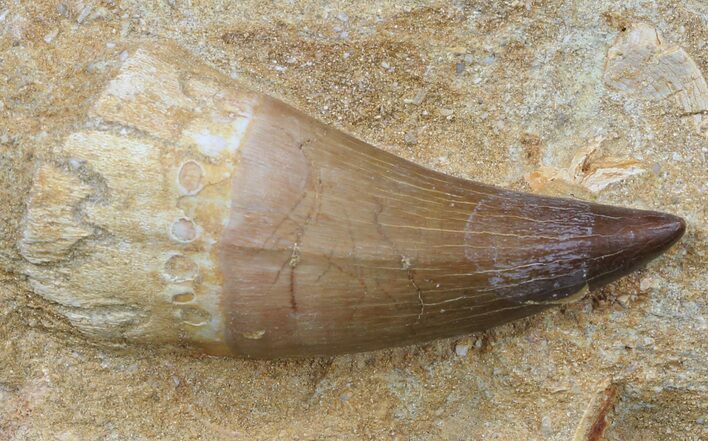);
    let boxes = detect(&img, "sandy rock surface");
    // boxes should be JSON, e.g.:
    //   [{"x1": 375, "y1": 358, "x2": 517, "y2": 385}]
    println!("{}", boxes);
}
[{"x1": 0, "y1": 1, "x2": 705, "y2": 440}]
